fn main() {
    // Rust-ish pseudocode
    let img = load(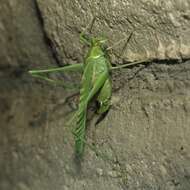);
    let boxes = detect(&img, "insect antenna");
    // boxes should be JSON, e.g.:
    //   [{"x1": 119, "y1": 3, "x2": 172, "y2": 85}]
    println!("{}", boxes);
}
[
  {"x1": 106, "y1": 31, "x2": 134, "y2": 52},
  {"x1": 88, "y1": 16, "x2": 96, "y2": 34}
]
